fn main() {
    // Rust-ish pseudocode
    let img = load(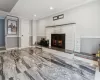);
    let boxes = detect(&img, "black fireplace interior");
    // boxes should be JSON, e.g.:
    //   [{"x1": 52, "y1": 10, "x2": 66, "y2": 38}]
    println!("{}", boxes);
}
[{"x1": 51, "y1": 34, "x2": 65, "y2": 49}]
